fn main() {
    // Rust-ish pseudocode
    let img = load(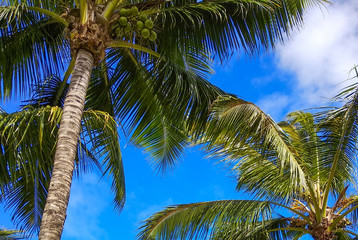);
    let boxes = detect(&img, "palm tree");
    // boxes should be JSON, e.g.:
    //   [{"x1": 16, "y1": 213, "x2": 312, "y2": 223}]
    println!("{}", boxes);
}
[
  {"x1": 138, "y1": 84, "x2": 358, "y2": 240},
  {"x1": 1, "y1": 0, "x2": 326, "y2": 238},
  {"x1": 0, "y1": 76, "x2": 123, "y2": 235}
]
